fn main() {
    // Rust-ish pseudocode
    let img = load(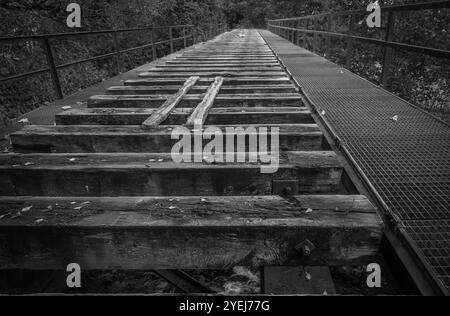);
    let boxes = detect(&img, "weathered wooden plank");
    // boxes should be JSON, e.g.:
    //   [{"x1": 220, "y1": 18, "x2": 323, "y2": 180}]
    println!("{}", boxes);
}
[
  {"x1": 0, "y1": 195, "x2": 381, "y2": 269},
  {"x1": 186, "y1": 77, "x2": 224, "y2": 126},
  {"x1": 142, "y1": 76, "x2": 199, "y2": 128},
  {"x1": 125, "y1": 77, "x2": 292, "y2": 86},
  {"x1": 106, "y1": 85, "x2": 297, "y2": 95},
  {"x1": 146, "y1": 67, "x2": 283, "y2": 72},
  {"x1": 138, "y1": 71, "x2": 286, "y2": 78},
  {"x1": 164, "y1": 62, "x2": 281, "y2": 66},
  {"x1": 181, "y1": 54, "x2": 274, "y2": 58},
  {"x1": 56, "y1": 107, "x2": 314, "y2": 126},
  {"x1": 88, "y1": 94, "x2": 303, "y2": 108},
  {"x1": 10, "y1": 124, "x2": 324, "y2": 153},
  {"x1": 174, "y1": 56, "x2": 277, "y2": 59},
  {"x1": 173, "y1": 58, "x2": 278, "y2": 62},
  {"x1": 182, "y1": 52, "x2": 273, "y2": 54},
  {"x1": 0, "y1": 151, "x2": 342, "y2": 196},
  {"x1": 185, "y1": 50, "x2": 272, "y2": 52},
  {"x1": 0, "y1": 195, "x2": 378, "y2": 219}
]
